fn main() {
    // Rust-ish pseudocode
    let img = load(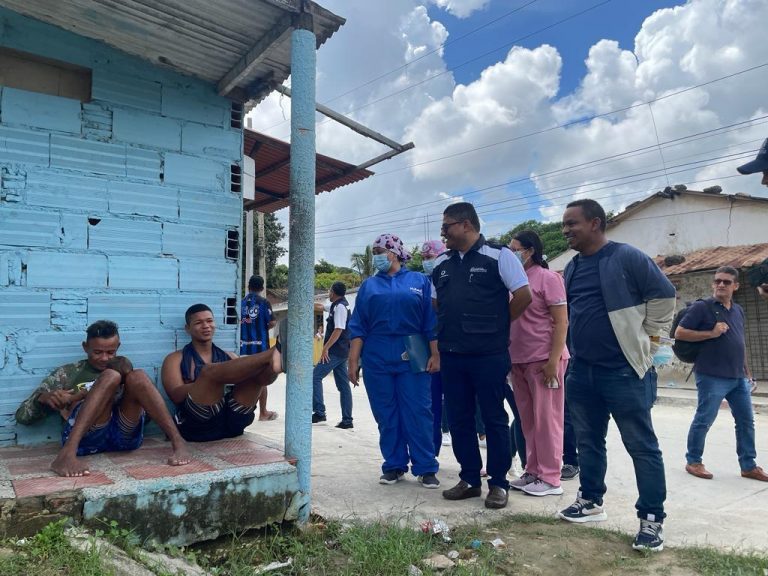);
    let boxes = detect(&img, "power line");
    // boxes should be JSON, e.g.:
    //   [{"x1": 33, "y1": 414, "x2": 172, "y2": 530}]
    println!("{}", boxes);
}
[
  {"x1": 259, "y1": 0, "x2": 543, "y2": 134},
  {"x1": 373, "y1": 61, "x2": 768, "y2": 176},
  {"x1": 262, "y1": 0, "x2": 613, "y2": 138},
  {"x1": 315, "y1": 116, "x2": 768, "y2": 232},
  {"x1": 314, "y1": 151, "x2": 755, "y2": 241}
]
